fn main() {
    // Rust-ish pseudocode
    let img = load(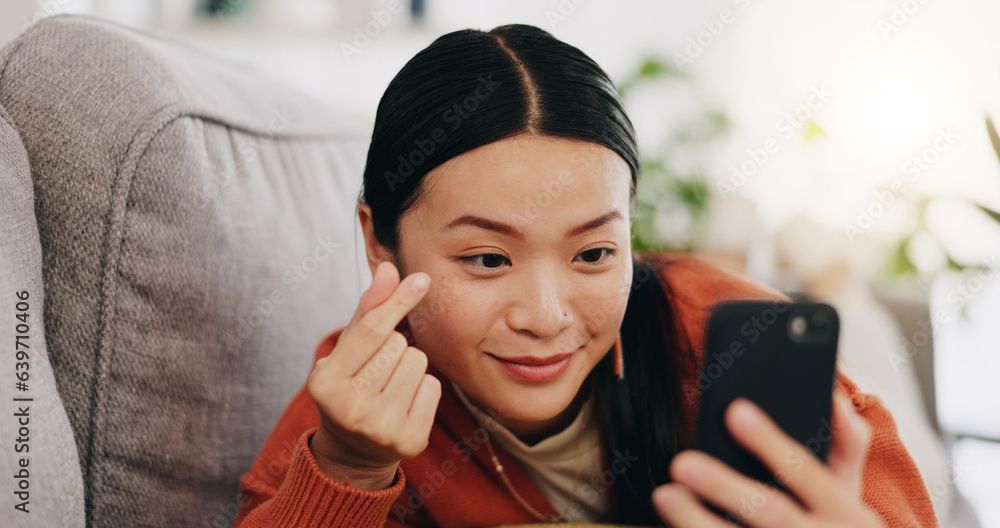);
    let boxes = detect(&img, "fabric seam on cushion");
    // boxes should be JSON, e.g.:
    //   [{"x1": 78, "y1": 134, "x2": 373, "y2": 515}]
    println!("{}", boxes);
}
[{"x1": 83, "y1": 106, "x2": 361, "y2": 525}]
